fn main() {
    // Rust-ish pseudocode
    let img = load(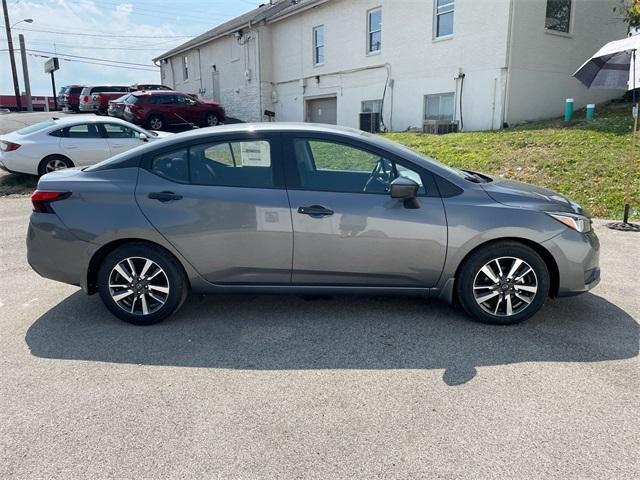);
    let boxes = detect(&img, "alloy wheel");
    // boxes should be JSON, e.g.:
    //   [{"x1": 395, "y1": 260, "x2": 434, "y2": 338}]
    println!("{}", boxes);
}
[
  {"x1": 108, "y1": 256, "x2": 170, "y2": 315},
  {"x1": 472, "y1": 256, "x2": 538, "y2": 317},
  {"x1": 45, "y1": 159, "x2": 69, "y2": 173},
  {"x1": 206, "y1": 114, "x2": 219, "y2": 126},
  {"x1": 149, "y1": 117, "x2": 163, "y2": 130}
]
